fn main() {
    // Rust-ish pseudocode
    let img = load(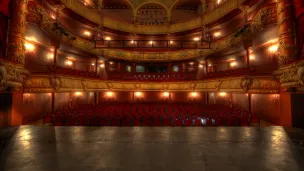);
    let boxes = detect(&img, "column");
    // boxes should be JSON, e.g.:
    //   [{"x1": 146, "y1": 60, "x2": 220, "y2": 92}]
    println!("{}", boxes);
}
[
  {"x1": 7, "y1": 0, "x2": 28, "y2": 65},
  {"x1": 277, "y1": 0, "x2": 297, "y2": 65},
  {"x1": 248, "y1": 93, "x2": 251, "y2": 113},
  {"x1": 51, "y1": 93, "x2": 55, "y2": 114},
  {"x1": 95, "y1": 58, "x2": 98, "y2": 74},
  {"x1": 205, "y1": 60, "x2": 208, "y2": 74}
]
